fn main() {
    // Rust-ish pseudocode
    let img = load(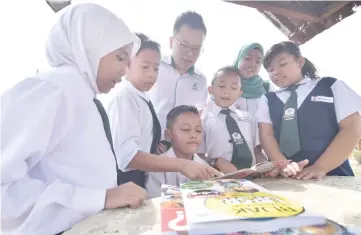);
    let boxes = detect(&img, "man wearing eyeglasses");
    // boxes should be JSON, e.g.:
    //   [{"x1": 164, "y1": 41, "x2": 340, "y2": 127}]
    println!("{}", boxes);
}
[{"x1": 148, "y1": 11, "x2": 208, "y2": 153}]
